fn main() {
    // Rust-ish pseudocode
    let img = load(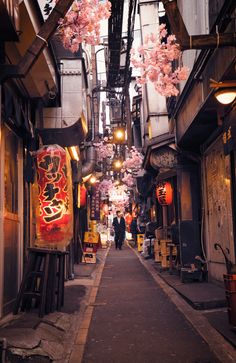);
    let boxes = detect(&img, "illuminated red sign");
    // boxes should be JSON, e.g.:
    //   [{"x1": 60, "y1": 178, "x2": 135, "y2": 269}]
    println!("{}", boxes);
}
[
  {"x1": 36, "y1": 145, "x2": 72, "y2": 247},
  {"x1": 156, "y1": 181, "x2": 173, "y2": 206}
]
